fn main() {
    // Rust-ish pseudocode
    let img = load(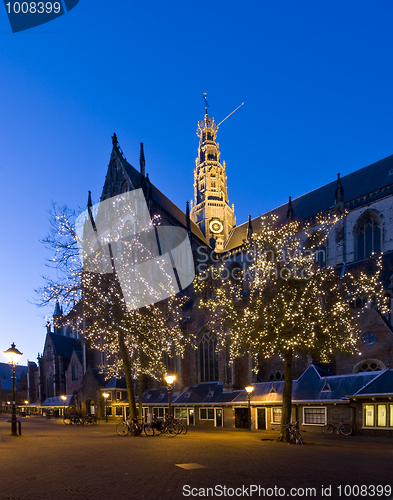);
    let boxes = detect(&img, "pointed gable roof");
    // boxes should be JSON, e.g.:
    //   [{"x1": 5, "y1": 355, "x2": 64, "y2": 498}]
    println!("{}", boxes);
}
[
  {"x1": 48, "y1": 333, "x2": 82, "y2": 360},
  {"x1": 352, "y1": 369, "x2": 393, "y2": 397},
  {"x1": 100, "y1": 135, "x2": 209, "y2": 246}
]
